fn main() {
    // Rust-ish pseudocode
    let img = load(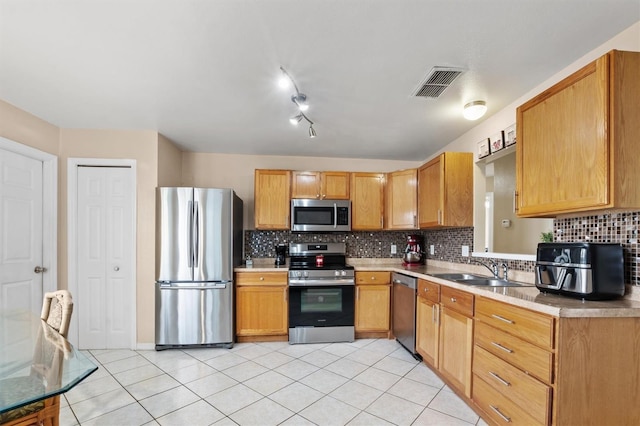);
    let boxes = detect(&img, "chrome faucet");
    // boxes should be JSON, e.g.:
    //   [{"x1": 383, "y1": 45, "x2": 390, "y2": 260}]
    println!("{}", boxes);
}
[
  {"x1": 475, "y1": 260, "x2": 499, "y2": 278},
  {"x1": 501, "y1": 263, "x2": 509, "y2": 281}
]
